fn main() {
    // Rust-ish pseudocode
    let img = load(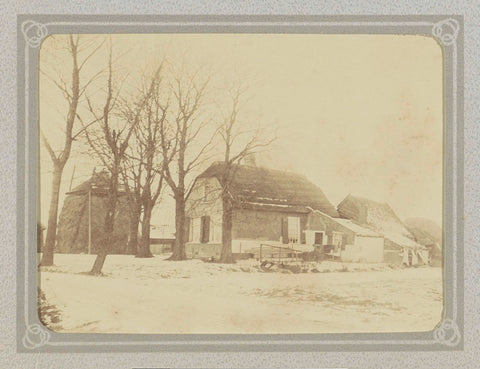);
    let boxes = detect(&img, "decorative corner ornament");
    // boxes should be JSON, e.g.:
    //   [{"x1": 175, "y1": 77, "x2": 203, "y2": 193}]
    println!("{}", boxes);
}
[
  {"x1": 21, "y1": 20, "x2": 48, "y2": 48},
  {"x1": 432, "y1": 18, "x2": 460, "y2": 46},
  {"x1": 22, "y1": 324, "x2": 51, "y2": 349},
  {"x1": 433, "y1": 318, "x2": 461, "y2": 347}
]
